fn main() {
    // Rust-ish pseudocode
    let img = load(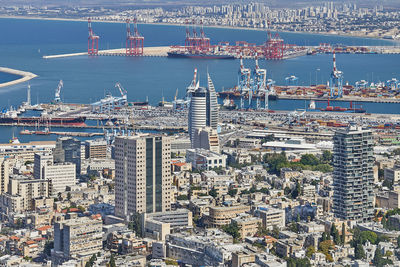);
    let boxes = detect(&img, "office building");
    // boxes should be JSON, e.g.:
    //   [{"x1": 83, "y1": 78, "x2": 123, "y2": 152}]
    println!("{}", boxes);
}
[
  {"x1": 193, "y1": 127, "x2": 220, "y2": 153},
  {"x1": 332, "y1": 125, "x2": 374, "y2": 222},
  {"x1": 53, "y1": 214, "x2": 103, "y2": 264},
  {"x1": 85, "y1": 139, "x2": 107, "y2": 159},
  {"x1": 54, "y1": 137, "x2": 84, "y2": 173},
  {"x1": 34, "y1": 153, "x2": 76, "y2": 195},
  {"x1": 114, "y1": 135, "x2": 172, "y2": 220},
  {"x1": 188, "y1": 74, "x2": 218, "y2": 148}
]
